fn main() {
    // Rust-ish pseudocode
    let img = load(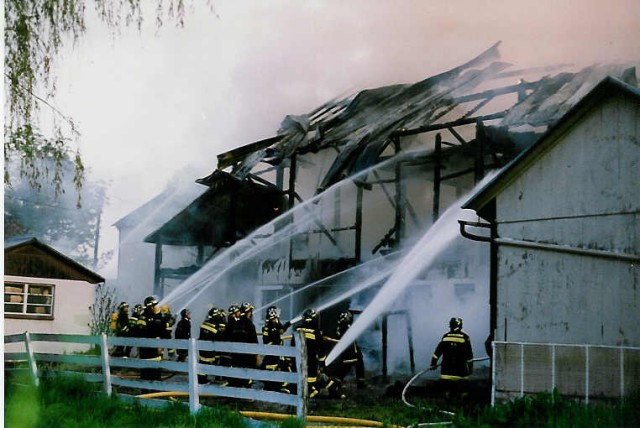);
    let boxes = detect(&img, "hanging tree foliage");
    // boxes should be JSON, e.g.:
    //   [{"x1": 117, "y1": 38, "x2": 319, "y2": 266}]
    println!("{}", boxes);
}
[{"x1": 4, "y1": 0, "x2": 211, "y2": 196}]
